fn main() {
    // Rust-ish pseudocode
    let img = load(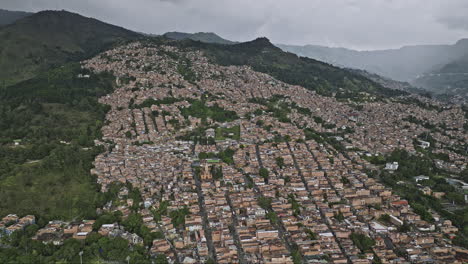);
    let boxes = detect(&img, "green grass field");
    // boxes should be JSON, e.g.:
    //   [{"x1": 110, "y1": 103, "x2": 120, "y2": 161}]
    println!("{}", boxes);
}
[{"x1": 215, "y1": 125, "x2": 240, "y2": 140}]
